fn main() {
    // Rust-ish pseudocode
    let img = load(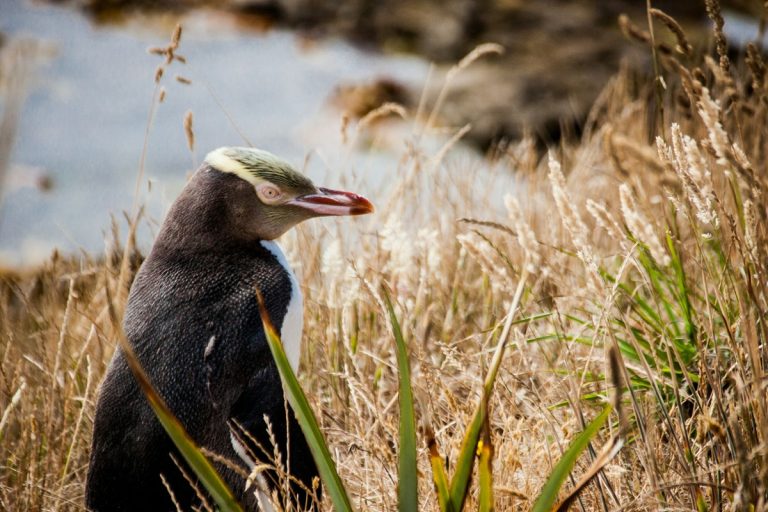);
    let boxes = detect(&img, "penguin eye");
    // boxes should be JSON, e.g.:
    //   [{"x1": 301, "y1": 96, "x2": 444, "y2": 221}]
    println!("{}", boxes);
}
[{"x1": 257, "y1": 184, "x2": 284, "y2": 204}]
